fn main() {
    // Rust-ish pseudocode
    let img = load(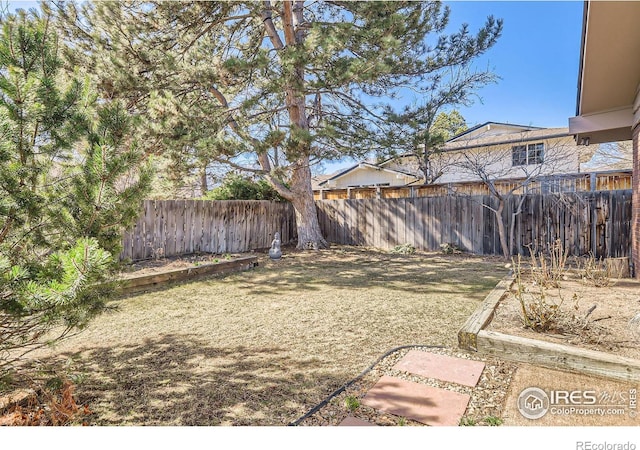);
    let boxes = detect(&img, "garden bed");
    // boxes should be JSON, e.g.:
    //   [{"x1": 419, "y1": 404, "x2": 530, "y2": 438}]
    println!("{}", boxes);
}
[
  {"x1": 488, "y1": 276, "x2": 640, "y2": 360},
  {"x1": 116, "y1": 254, "x2": 259, "y2": 294},
  {"x1": 459, "y1": 270, "x2": 640, "y2": 382}
]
